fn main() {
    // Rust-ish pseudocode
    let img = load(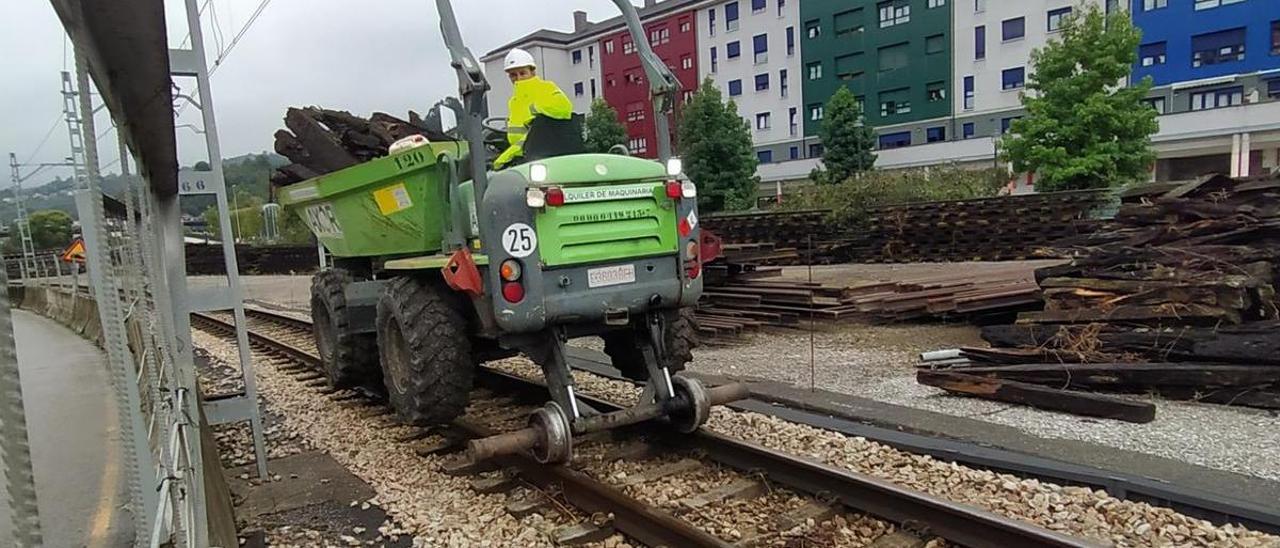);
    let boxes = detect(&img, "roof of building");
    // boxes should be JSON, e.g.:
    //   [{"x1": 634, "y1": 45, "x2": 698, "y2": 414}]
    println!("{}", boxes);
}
[{"x1": 482, "y1": 0, "x2": 705, "y2": 61}]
